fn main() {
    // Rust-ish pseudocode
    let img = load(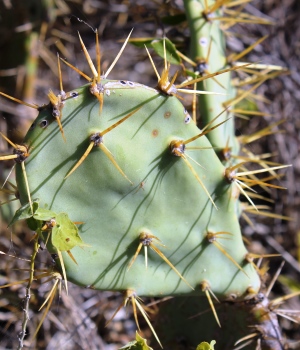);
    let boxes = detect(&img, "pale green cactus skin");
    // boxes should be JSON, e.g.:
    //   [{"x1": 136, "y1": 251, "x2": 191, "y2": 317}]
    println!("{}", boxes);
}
[
  {"x1": 184, "y1": 0, "x2": 239, "y2": 155},
  {"x1": 15, "y1": 79, "x2": 260, "y2": 298}
]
